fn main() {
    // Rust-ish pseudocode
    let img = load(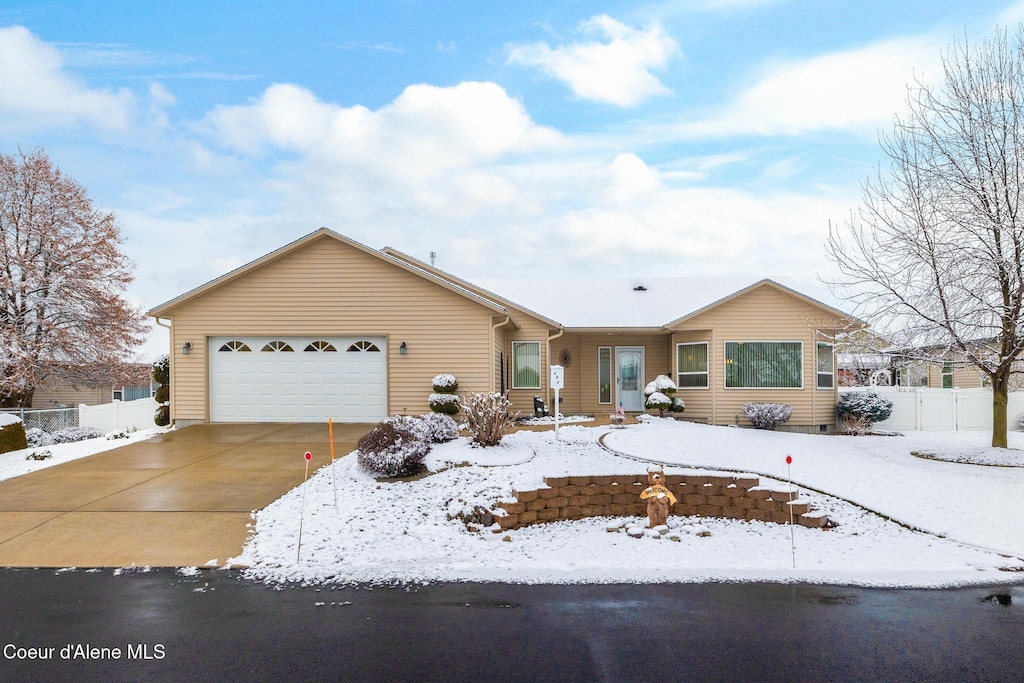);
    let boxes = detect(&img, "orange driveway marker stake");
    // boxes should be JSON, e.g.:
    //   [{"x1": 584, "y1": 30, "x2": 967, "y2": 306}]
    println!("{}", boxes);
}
[{"x1": 329, "y1": 418, "x2": 337, "y2": 510}]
